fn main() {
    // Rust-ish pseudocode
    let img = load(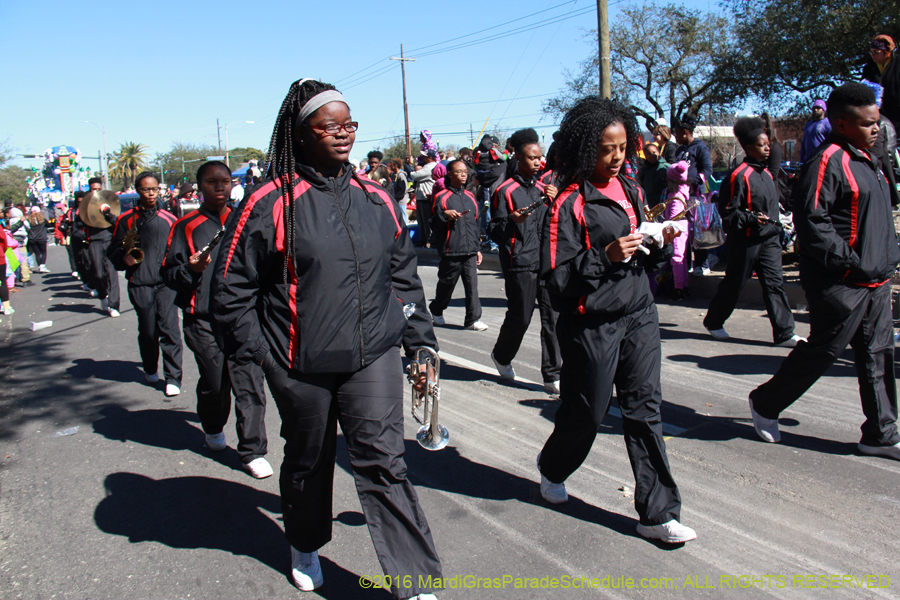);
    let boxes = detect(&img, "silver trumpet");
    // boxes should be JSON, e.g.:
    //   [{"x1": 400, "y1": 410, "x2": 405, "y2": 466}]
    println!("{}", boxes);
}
[{"x1": 406, "y1": 347, "x2": 449, "y2": 451}]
